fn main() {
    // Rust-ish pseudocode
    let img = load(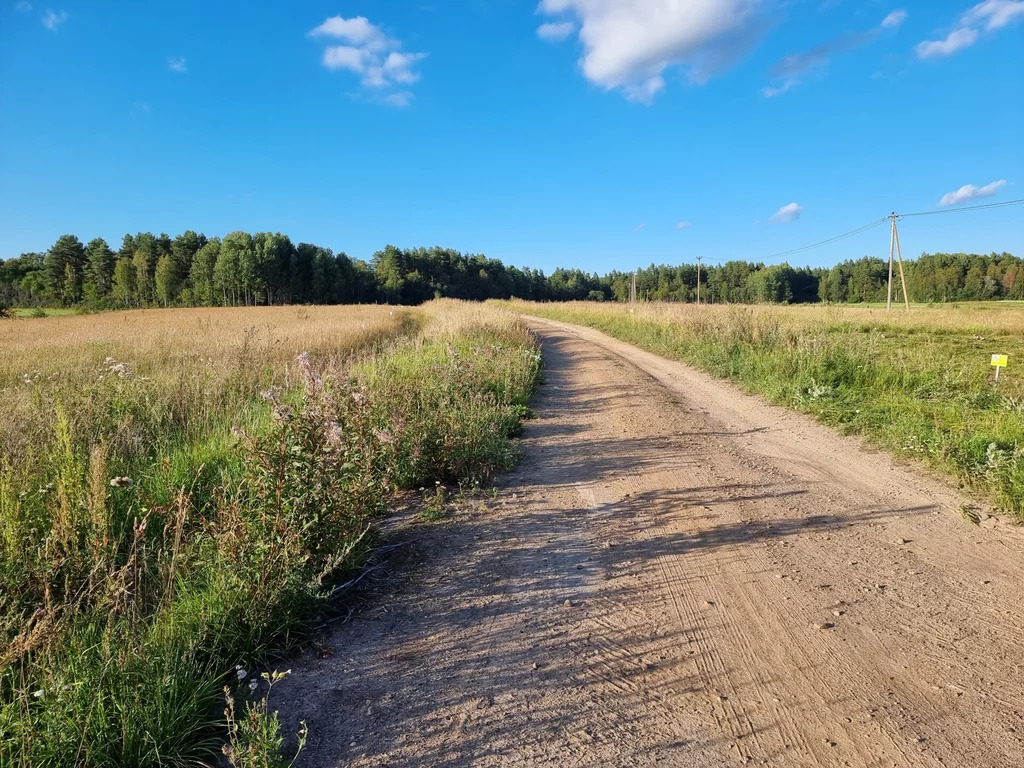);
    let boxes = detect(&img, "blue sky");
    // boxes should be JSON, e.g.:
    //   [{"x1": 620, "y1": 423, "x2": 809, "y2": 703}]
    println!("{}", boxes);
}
[{"x1": 1, "y1": 0, "x2": 1021, "y2": 274}]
